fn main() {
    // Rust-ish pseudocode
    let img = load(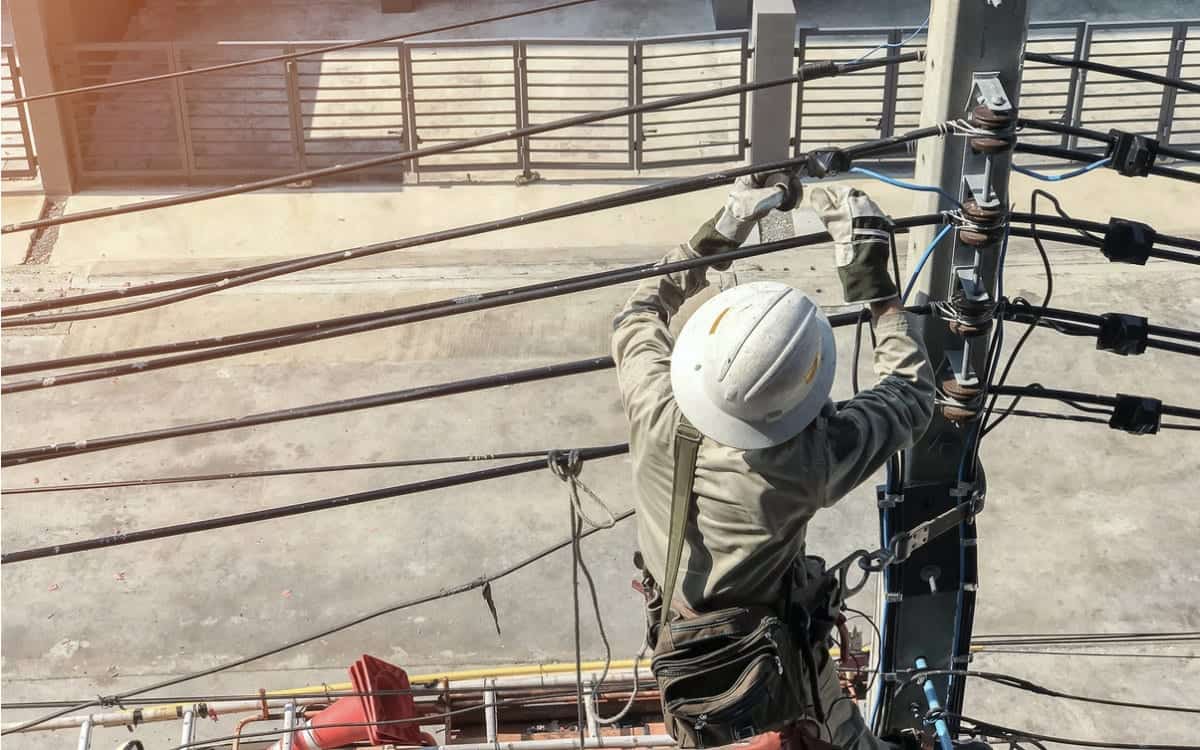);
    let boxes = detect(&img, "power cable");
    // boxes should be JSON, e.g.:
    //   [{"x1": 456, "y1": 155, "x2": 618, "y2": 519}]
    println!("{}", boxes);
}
[
  {"x1": 848, "y1": 167, "x2": 963, "y2": 208},
  {"x1": 0, "y1": 0, "x2": 606, "y2": 108},
  {"x1": 1014, "y1": 142, "x2": 1200, "y2": 185},
  {"x1": 1, "y1": 305, "x2": 914, "y2": 467},
  {"x1": 897, "y1": 668, "x2": 1200, "y2": 714},
  {"x1": 1, "y1": 225, "x2": 925, "y2": 394},
  {"x1": 0, "y1": 450, "x2": 558, "y2": 495},
  {"x1": 987, "y1": 408, "x2": 1200, "y2": 435},
  {"x1": 959, "y1": 714, "x2": 1200, "y2": 750},
  {"x1": 851, "y1": 16, "x2": 929, "y2": 64},
  {"x1": 1, "y1": 445, "x2": 628, "y2": 563},
  {"x1": 0, "y1": 125, "x2": 947, "y2": 327},
  {"x1": 0, "y1": 53, "x2": 921, "y2": 236},
  {"x1": 1, "y1": 359, "x2": 620, "y2": 468},
  {"x1": 988, "y1": 384, "x2": 1200, "y2": 421},
  {"x1": 1023, "y1": 51, "x2": 1200, "y2": 95},
  {"x1": 0, "y1": 502, "x2": 636, "y2": 734},
  {"x1": 1015, "y1": 119, "x2": 1200, "y2": 164},
  {"x1": 16, "y1": 209, "x2": 1187, "y2": 392},
  {"x1": 902, "y1": 223, "x2": 954, "y2": 301},
  {"x1": 1011, "y1": 156, "x2": 1111, "y2": 182},
  {"x1": 978, "y1": 190, "x2": 1055, "y2": 437}
]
